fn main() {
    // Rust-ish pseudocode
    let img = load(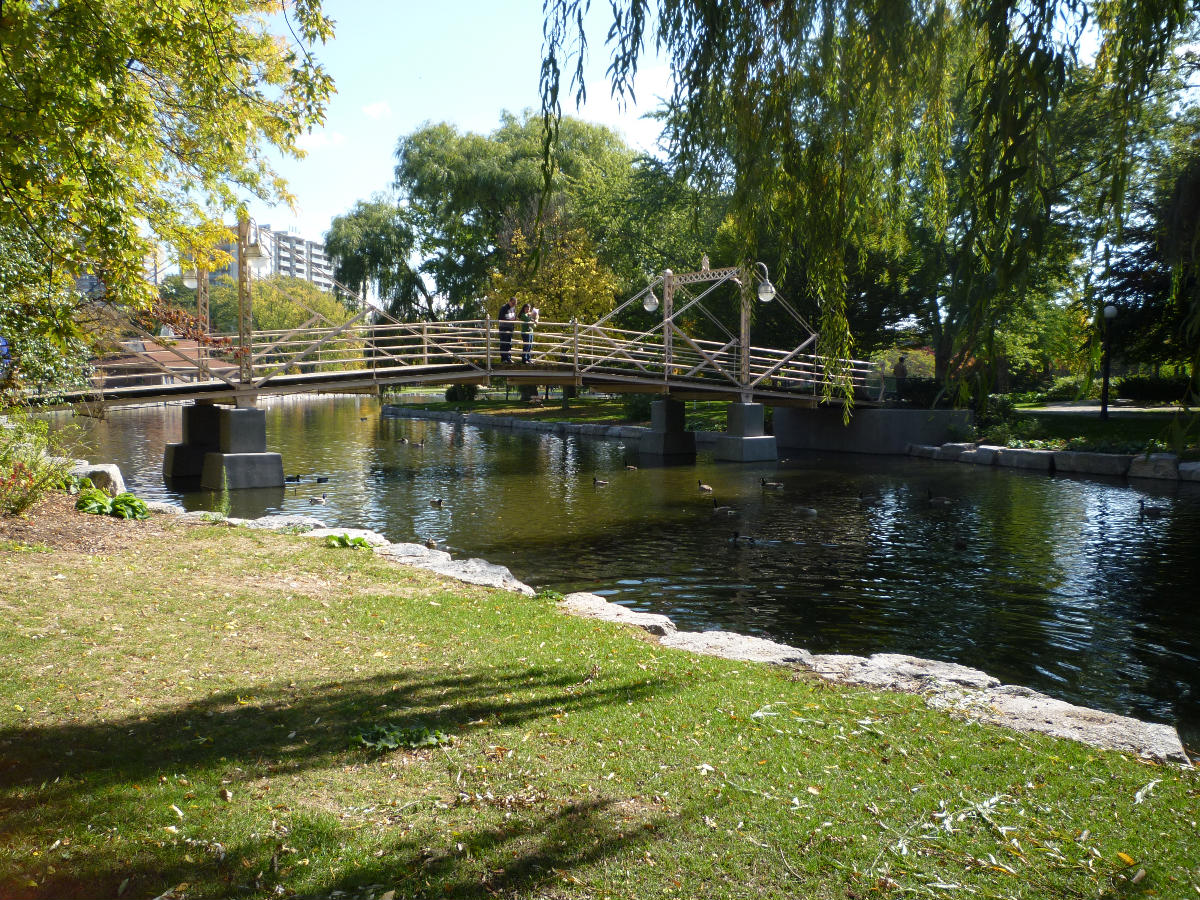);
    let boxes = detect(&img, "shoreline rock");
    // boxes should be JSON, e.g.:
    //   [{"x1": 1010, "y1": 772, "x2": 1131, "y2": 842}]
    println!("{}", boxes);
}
[
  {"x1": 911, "y1": 441, "x2": 1190, "y2": 482},
  {"x1": 111, "y1": 462, "x2": 1198, "y2": 766},
  {"x1": 559, "y1": 593, "x2": 1192, "y2": 766}
]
